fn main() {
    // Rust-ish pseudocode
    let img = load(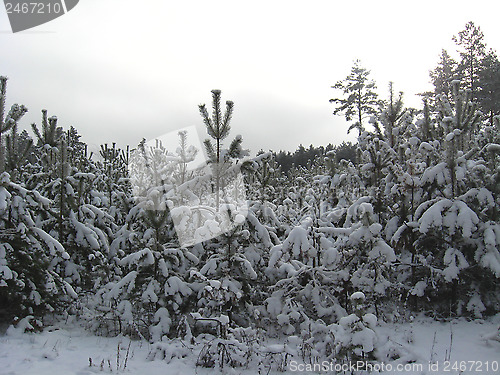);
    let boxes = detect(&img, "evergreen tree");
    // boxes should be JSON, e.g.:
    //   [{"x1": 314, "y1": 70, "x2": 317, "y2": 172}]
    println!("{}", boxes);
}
[
  {"x1": 31, "y1": 109, "x2": 63, "y2": 147},
  {"x1": 452, "y1": 21, "x2": 487, "y2": 100},
  {"x1": 429, "y1": 49, "x2": 459, "y2": 102},
  {"x1": 199, "y1": 90, "x2": 239, "y2": 211},
  {"x1": 98, "y1": 142, "x2": 130, "y2": 211},
  {"x1": 330, "y1": 60, "x2": 381, "y2": 135},
  {"x1": 4, "y1": 125, "x2": 33, "y2": 180},
  {"x1": 195, "y1": 91, "x2": 269, "y2": 331},
  {"x1": 0, "y1": 77, "x2": 28, "y2": 174},
  {"x1": 96, "y1": 136, "x2": 194, "y2": 340},
  {"x1": 477, "y1": 50, "x2": 500, "y2": 125},
  {"x1": 0, "y1": 172, "x2": 76, "y2": 323}
]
